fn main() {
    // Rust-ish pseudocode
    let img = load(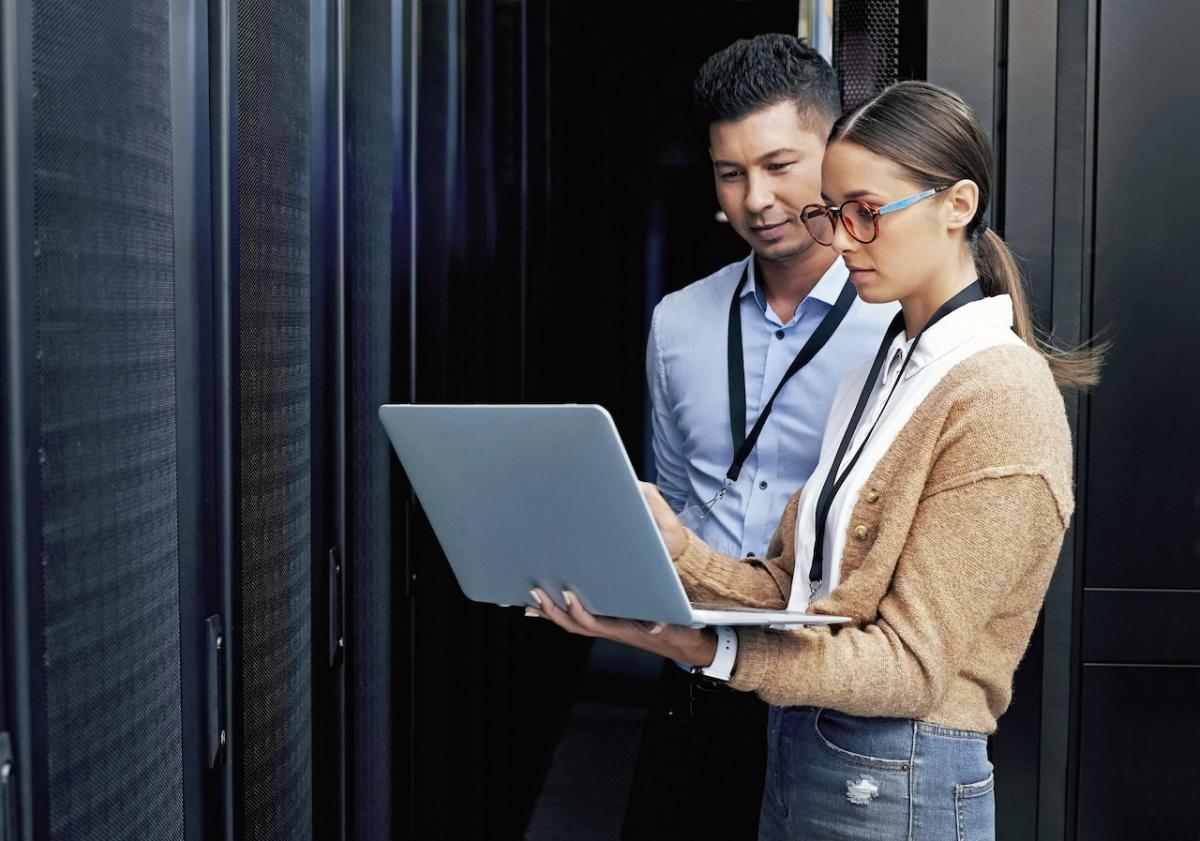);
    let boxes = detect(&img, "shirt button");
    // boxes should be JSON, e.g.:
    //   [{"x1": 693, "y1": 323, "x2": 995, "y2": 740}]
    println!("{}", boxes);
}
[
  {"x1": 853, "y1": 524, "x2": 870, "y2": 541},
  {"x1": 759, "y1": 480, "x2": 768, "y2": 490},
  {"x1": 775, "y1": 329, "x2": 785, "y2": 340},
  {"x1": 865, "y1": 488, "x2": 881, "y2": 503}
]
